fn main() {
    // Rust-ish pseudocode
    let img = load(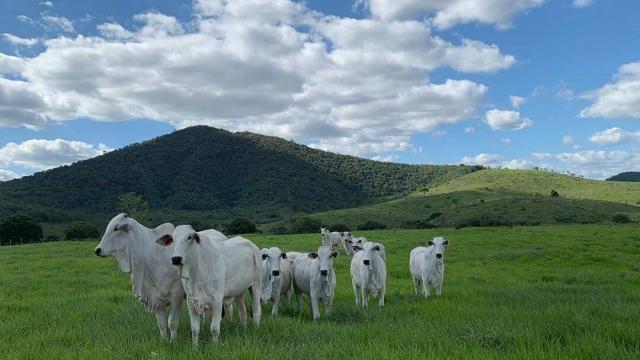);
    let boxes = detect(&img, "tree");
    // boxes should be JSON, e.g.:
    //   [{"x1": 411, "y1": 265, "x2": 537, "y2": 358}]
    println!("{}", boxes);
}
[
  {"x1": 225, "y1": 218, "x2": 257, "y2": 235},
  {"x1": 0, "y1": 215, "x2": 43, "y2": 246},
  {"x1": 287, "y1": 215, "x2": 321, "y2": 234},
  {"x1": 118, "y1": 192, "x2": 149, "y2": 221},
  {"x1": 331, "y1": 224, "x2": 350, "y2": 232},
  {"x1": 612, "y1": 213, "x2": 633, "y2": 224},
  {"x1": 357, "y1": 221, "x2": 387, "y2": 231},
  {"x1": 64, "y1": 222, "x2": 101, "y2": 240}
]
